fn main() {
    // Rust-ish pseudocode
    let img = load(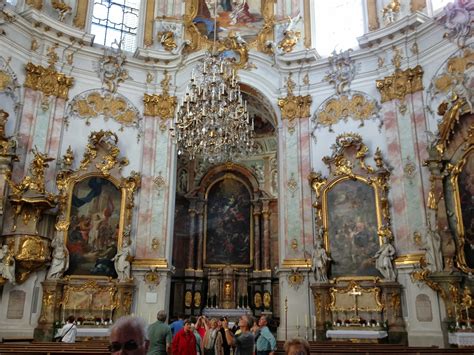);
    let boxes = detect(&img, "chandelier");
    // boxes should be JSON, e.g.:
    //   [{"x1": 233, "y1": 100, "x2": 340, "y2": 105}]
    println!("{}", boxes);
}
[{"x1": 174, "y1": 4, "x2": 254, "y2": 163}]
